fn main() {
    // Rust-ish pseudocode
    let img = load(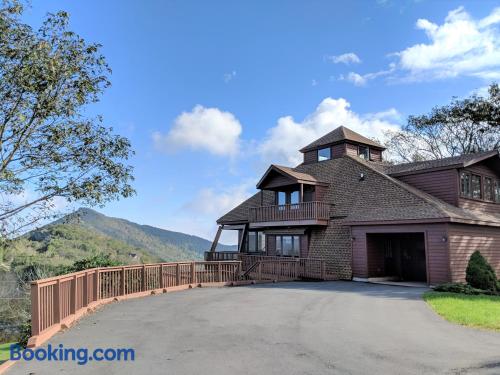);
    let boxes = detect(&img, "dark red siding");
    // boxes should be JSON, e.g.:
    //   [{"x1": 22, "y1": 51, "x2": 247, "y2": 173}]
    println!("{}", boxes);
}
[
  {"x1": 448, "y1": 224, "x2": 500, "y2": 282},
  {"x1": 303, "y1": 150, "x2": 317, "y2": 164},
  {"x1": 396, "y1": 169, "x2": 458, "y2": 206}
]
